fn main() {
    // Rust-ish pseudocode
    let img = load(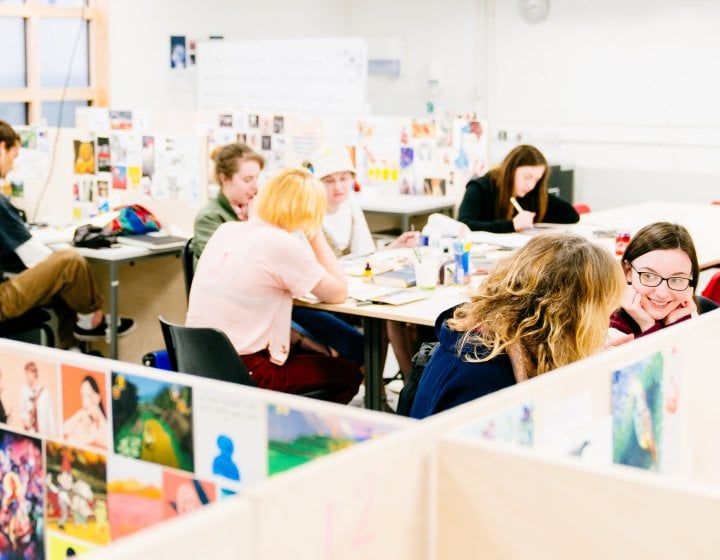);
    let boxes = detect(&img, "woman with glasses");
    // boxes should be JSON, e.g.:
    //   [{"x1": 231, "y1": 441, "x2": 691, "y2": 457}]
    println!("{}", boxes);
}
[{"x1": 610, "y1": 222, "x2": 700, "y2": 338}]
